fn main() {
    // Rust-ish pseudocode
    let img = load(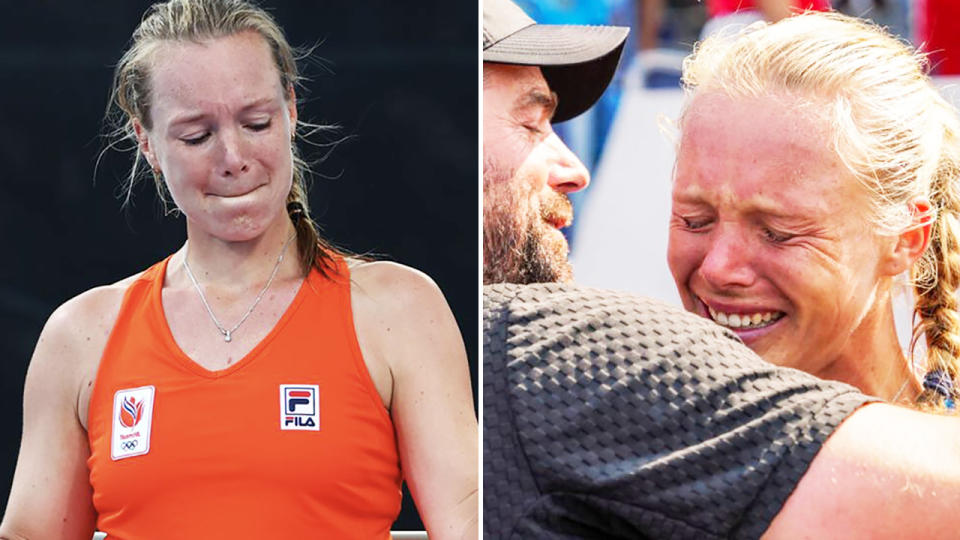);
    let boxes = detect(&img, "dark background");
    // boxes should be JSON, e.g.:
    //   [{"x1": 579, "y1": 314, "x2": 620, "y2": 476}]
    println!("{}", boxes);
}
[{"x1": 0, "y1": 1, "x2": 477, "y2": 531}]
